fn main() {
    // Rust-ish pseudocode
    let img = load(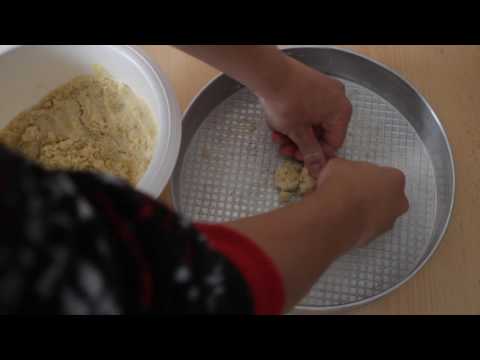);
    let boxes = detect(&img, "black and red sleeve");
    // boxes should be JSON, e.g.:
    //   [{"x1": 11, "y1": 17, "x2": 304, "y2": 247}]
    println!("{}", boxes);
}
[{"x1": 0, "y1": 146, "x2": 284, "y2": 314}]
